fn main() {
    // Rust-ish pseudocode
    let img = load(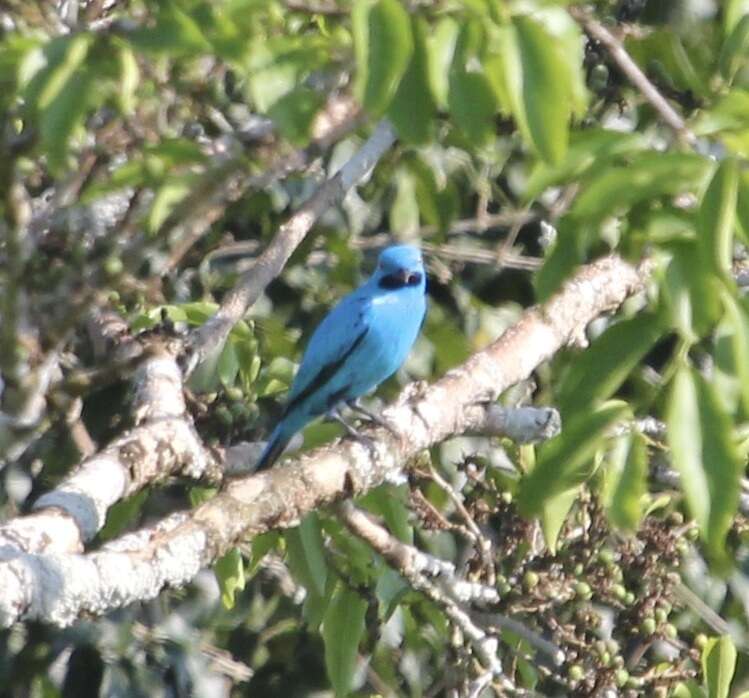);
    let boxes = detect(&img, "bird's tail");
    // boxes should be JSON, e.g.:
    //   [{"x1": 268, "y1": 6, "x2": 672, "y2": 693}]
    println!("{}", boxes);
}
[{"x1": 254, "y1": 427, "x2": 291, "y2": 472}]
